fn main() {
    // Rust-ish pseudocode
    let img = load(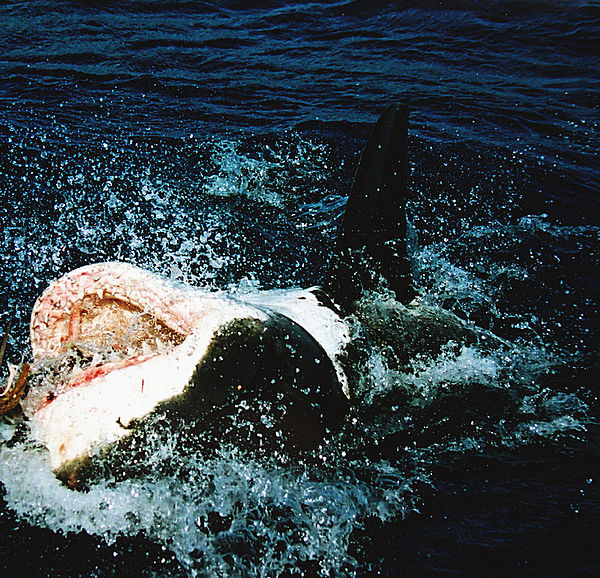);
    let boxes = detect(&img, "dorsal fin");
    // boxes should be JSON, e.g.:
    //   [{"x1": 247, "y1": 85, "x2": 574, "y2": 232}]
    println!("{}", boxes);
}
[{"x1": 325, "y1": 103, "x2": 414, "y2": 310}]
